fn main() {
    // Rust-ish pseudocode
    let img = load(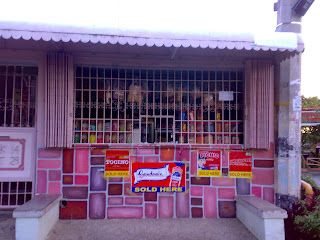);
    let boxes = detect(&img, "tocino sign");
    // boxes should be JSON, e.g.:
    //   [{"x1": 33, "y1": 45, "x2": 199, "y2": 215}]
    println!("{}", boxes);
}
[{"x1": 104, "y1": 150, "x2": 130, "y2": 177}]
